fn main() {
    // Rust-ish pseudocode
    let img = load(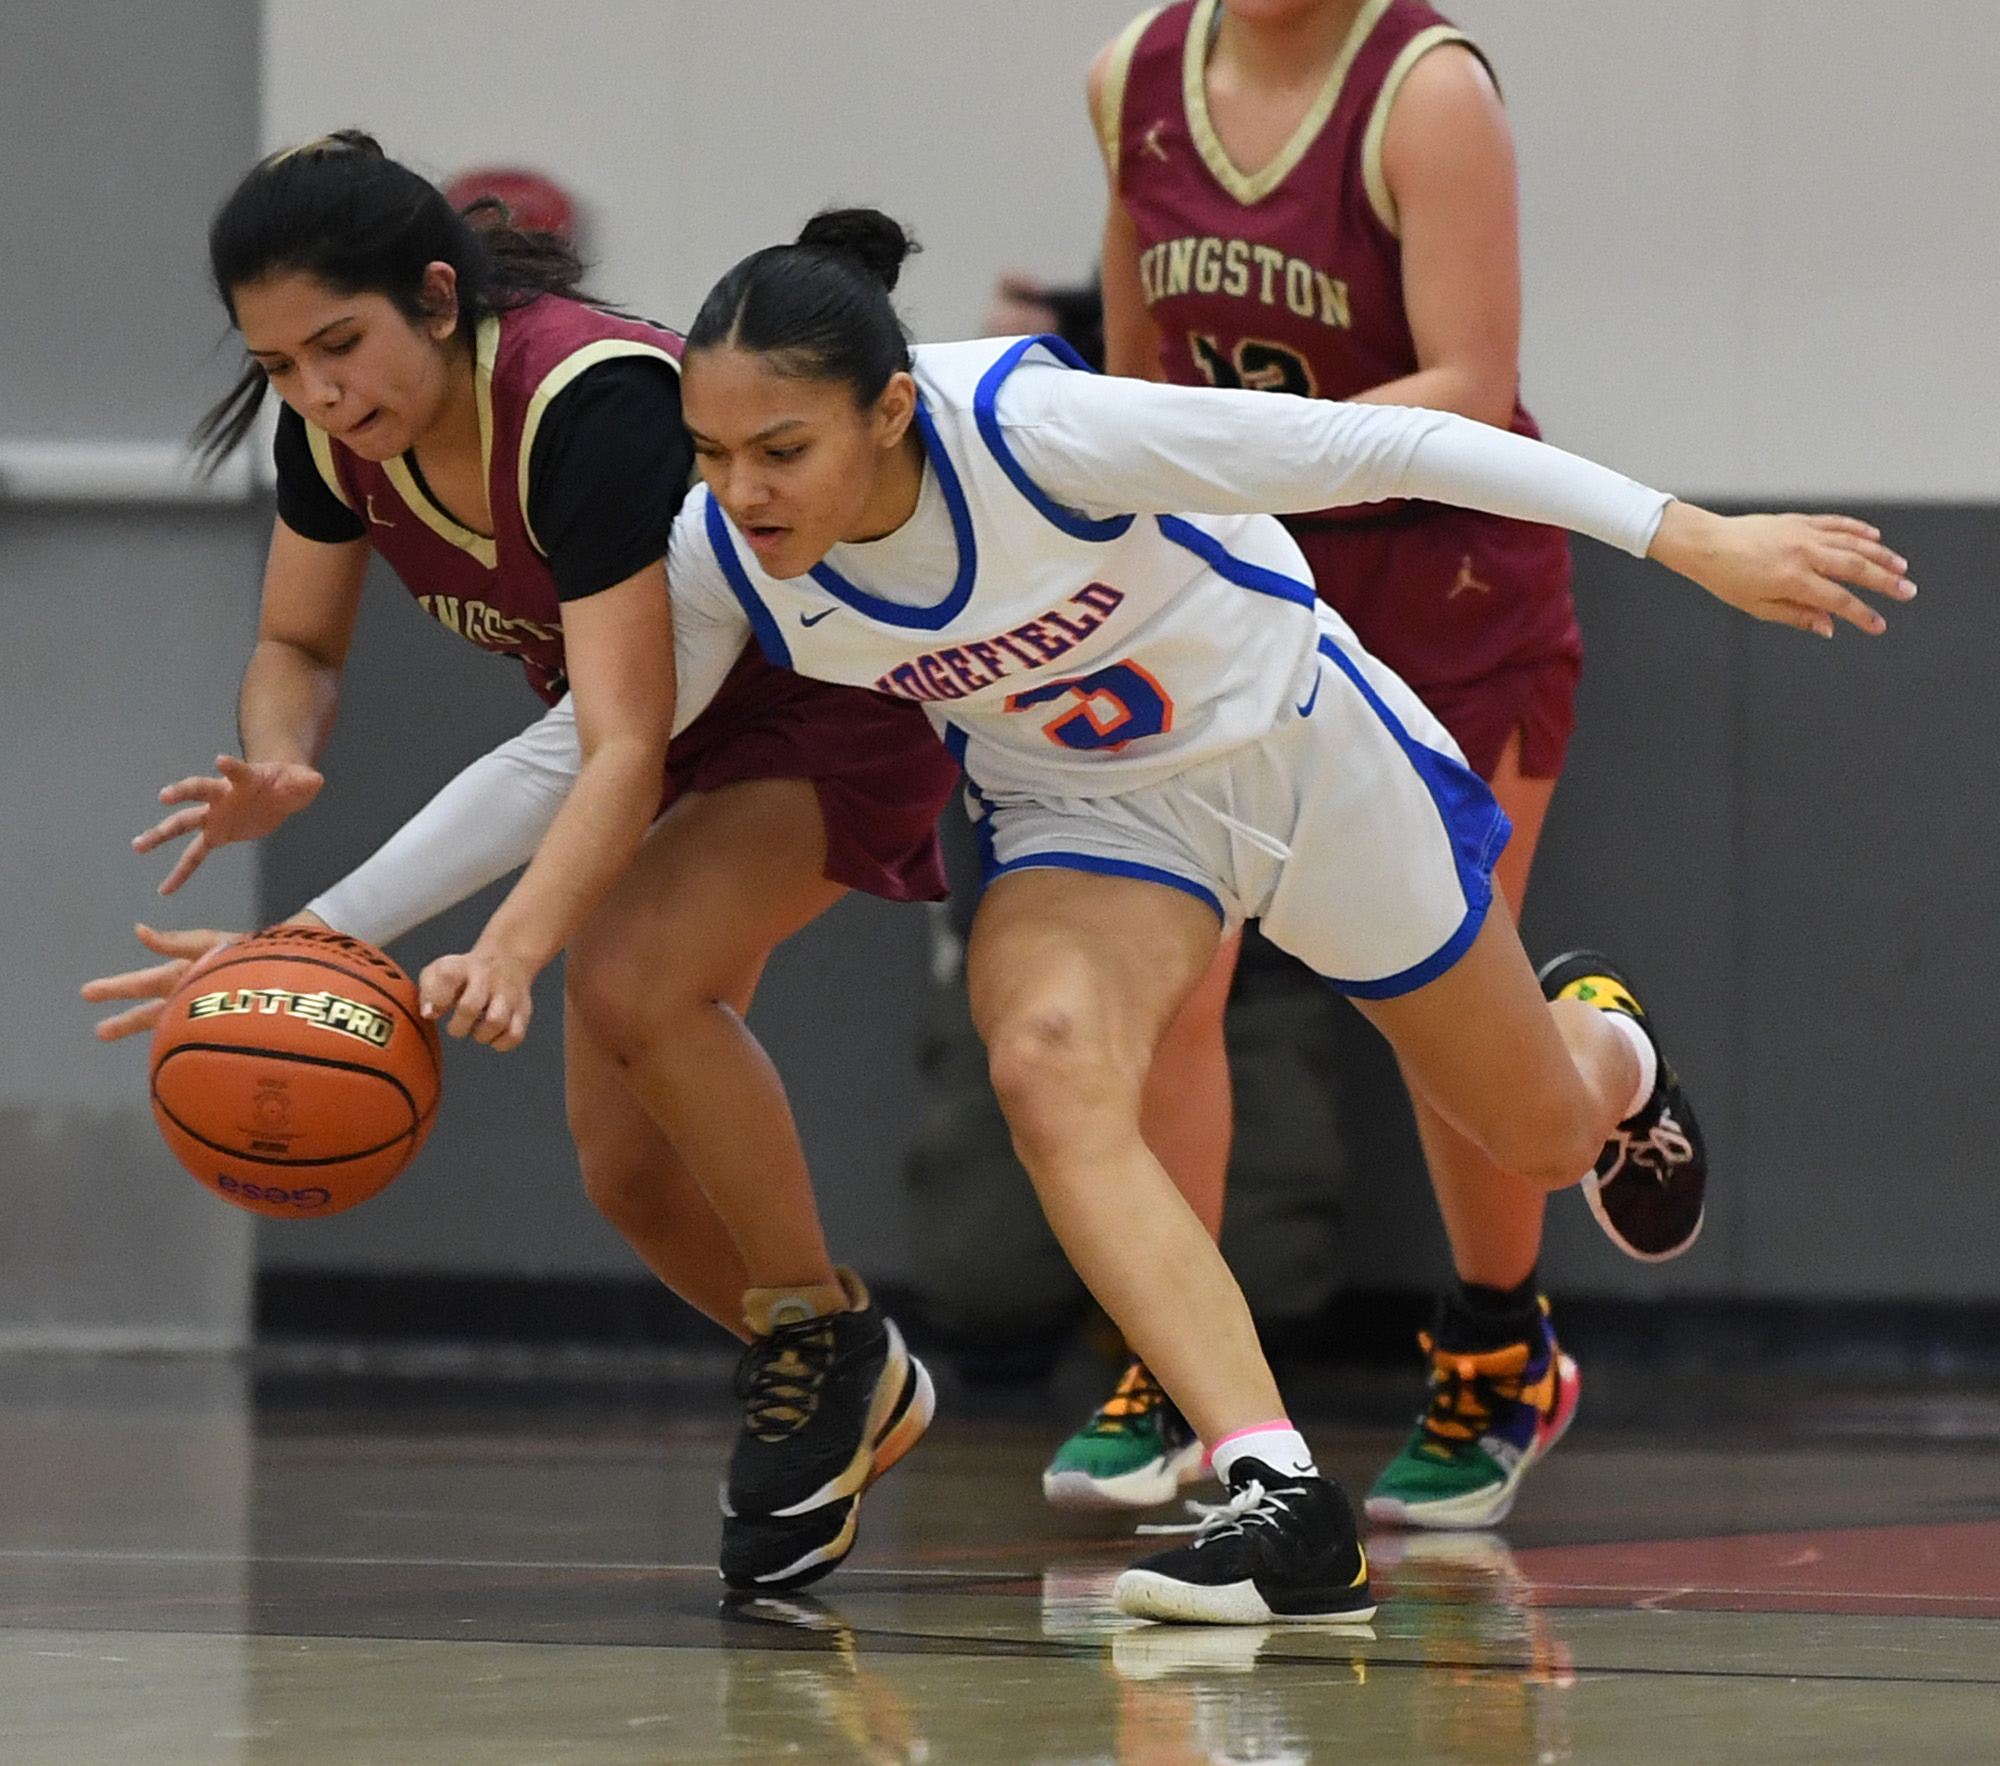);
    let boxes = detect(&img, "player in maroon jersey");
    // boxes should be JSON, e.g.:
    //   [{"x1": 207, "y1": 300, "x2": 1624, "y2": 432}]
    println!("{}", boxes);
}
[
  {"x1": 1043, "y1": 0, "x2": 1645, "y2": 1528},
  {"x1": 87, "y1": 136, "x2": 954, "y2": 1590}
]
